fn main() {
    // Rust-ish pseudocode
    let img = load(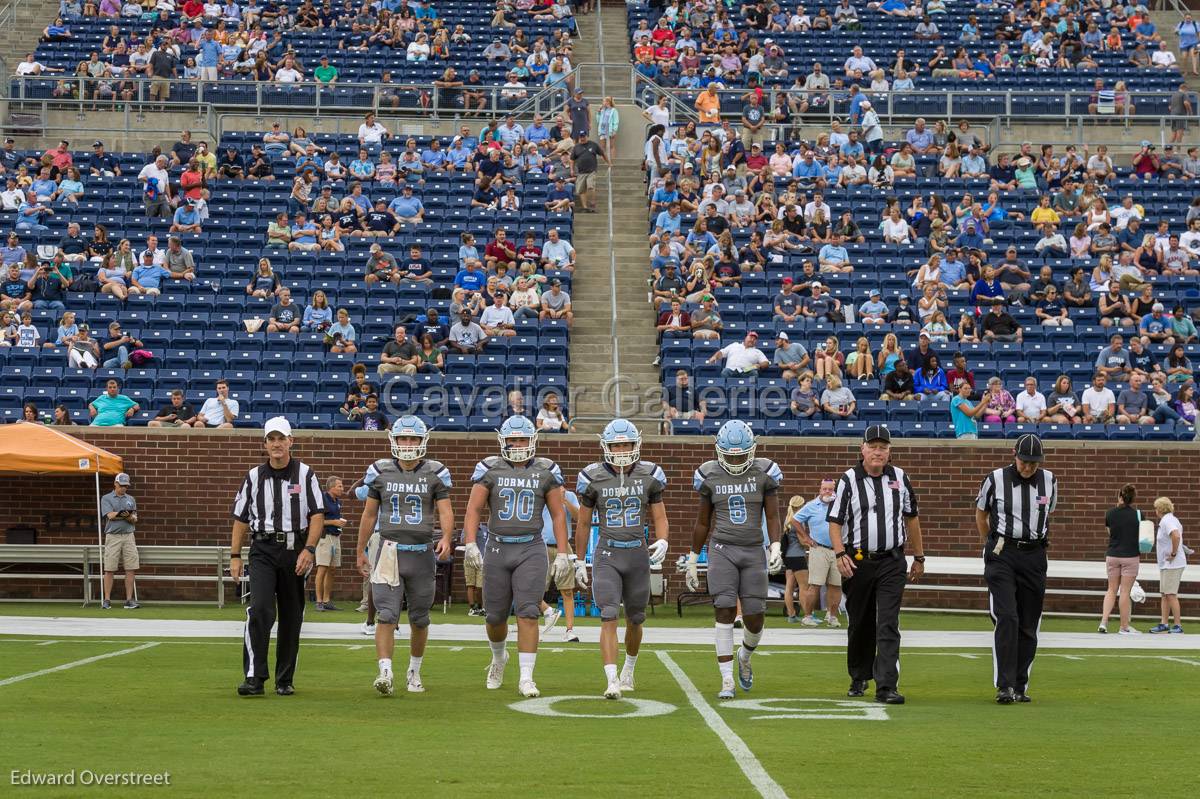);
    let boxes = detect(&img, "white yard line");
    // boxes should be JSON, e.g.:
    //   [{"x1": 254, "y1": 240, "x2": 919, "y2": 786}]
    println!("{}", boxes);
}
[
  {"x1": 1160, "y1": 656, "x2": 1200, "y2": 667},
  {"x1": 656, "y1": 652, "x2": 788, "y2": 799},
  {"x1": 0, "y1": 642, "x2": 159, "y2": 688}
]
